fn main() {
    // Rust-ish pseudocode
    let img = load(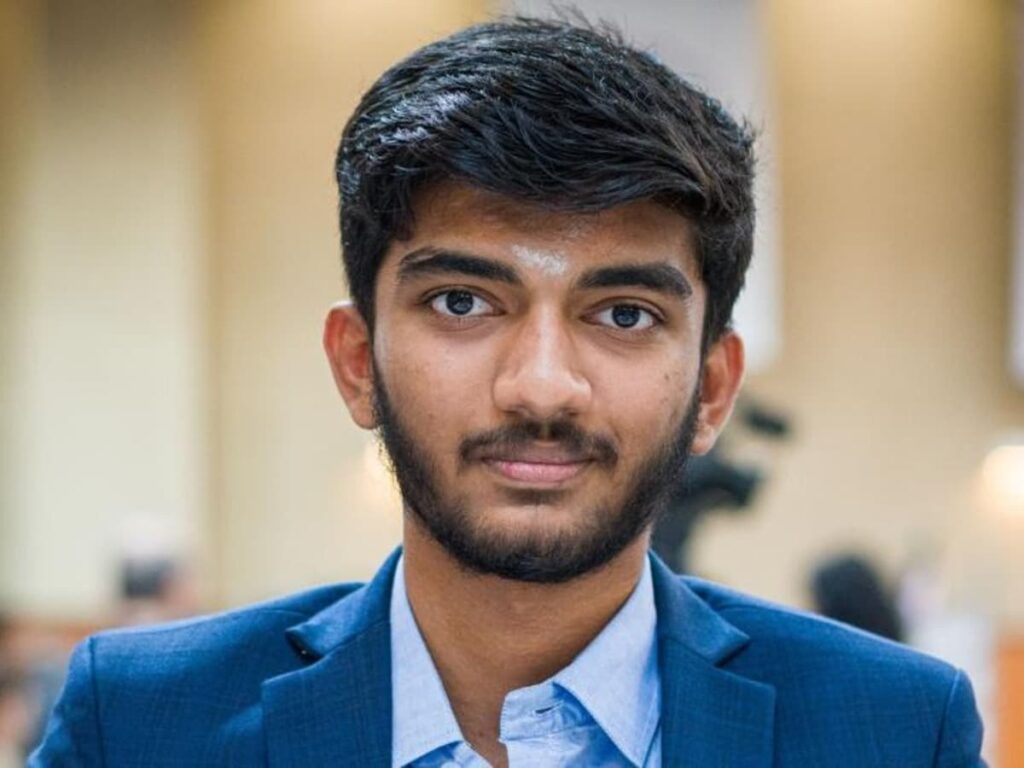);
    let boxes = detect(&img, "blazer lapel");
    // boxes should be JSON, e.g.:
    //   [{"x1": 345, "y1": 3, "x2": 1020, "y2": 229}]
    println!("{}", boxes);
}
[
  {"x1": 651, "y1": 556, "x2": 776, "y2": 767},
  {"x1": 262, "y1": 550, "x2": 401, "y2": 768},
  {"x1": 260, "y1": 549, "x2": 775, "y2": 766}
]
